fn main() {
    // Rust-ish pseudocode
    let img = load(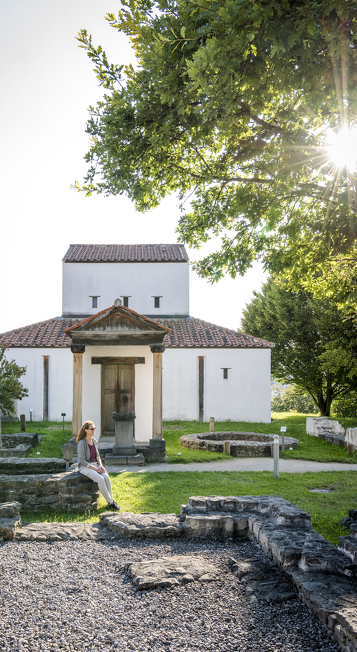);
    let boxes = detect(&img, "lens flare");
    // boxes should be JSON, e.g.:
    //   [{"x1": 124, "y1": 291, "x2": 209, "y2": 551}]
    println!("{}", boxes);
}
[{"x1": 325, "y1": 126, "x2": 357, "y2": 171}]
